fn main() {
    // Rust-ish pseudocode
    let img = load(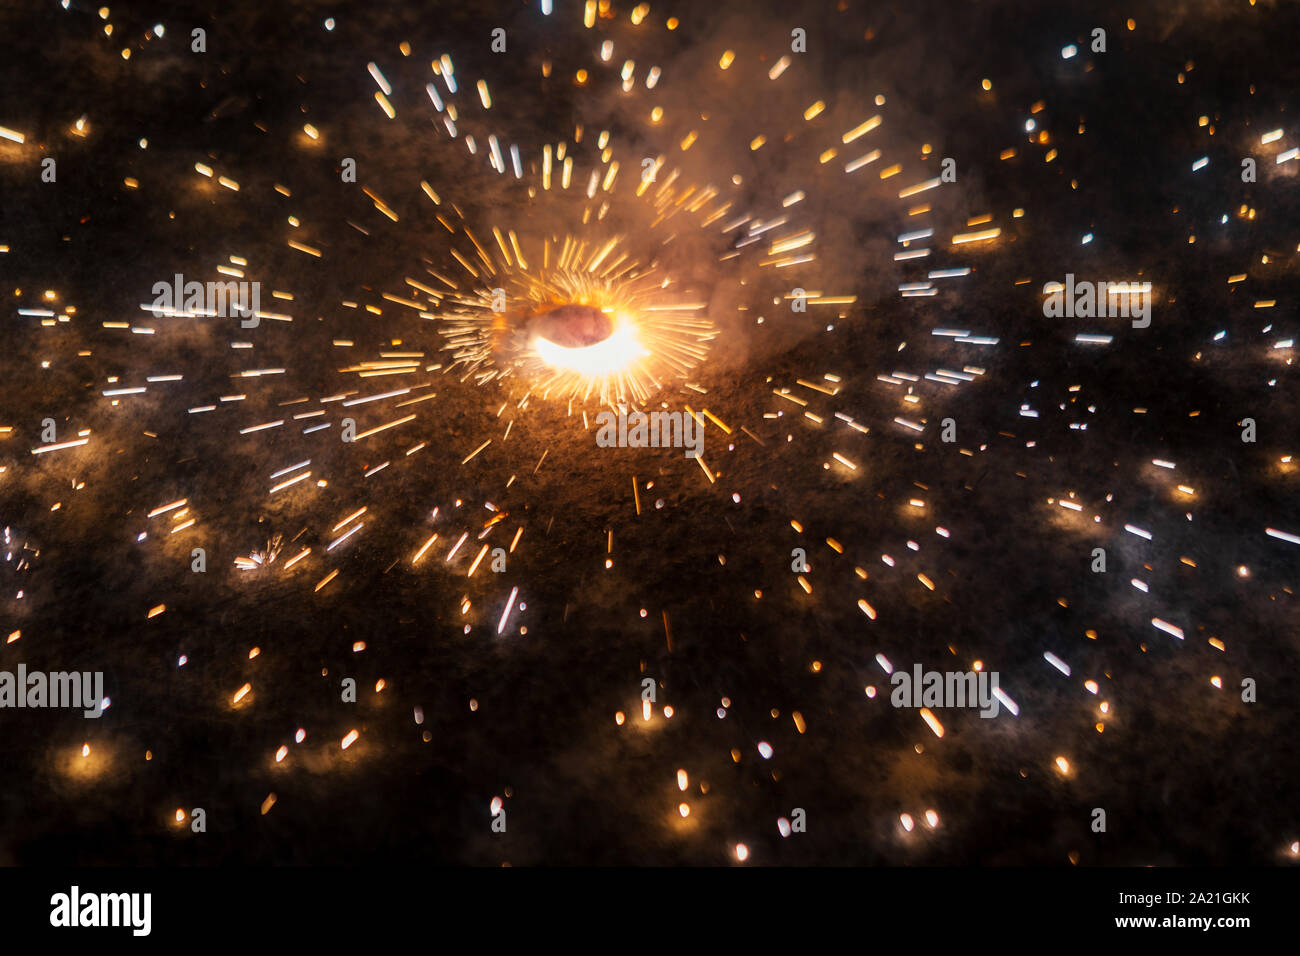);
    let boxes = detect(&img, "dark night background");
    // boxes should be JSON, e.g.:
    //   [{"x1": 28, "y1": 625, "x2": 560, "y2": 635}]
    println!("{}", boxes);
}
[{"x1": 0, "y1": 0, "x2": 1297, "y2": 866}]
